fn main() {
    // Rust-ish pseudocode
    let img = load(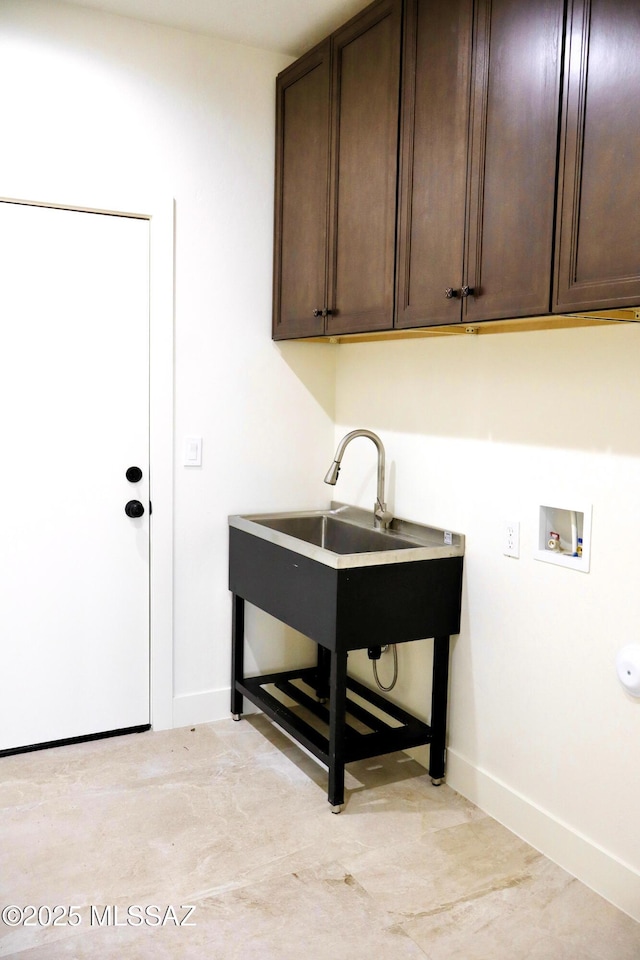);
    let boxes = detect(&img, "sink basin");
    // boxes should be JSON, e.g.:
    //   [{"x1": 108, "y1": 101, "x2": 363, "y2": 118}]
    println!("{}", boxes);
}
[
  {"x1": 253, "y1": 514, "x2": 417, "y2": 555},
  {"x1": 229, "y1": 502, "x2": 464, "y2": 570}
]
